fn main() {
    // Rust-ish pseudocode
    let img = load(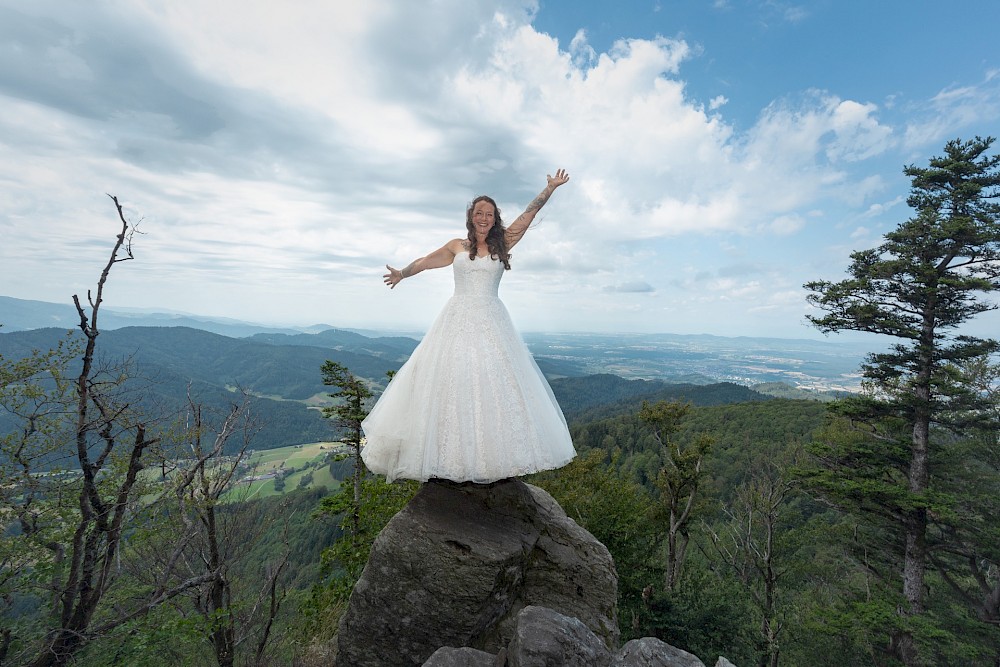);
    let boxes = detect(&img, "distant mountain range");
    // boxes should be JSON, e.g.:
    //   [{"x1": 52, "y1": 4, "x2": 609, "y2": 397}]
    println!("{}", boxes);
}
[
  {"x1": 1, "y1": 293, "x2": 876, "y2": 459},
  {"x1": 0, "y1": 325, "x2": 403, "y2": 451},
  {"x1": 2, "y1": 295, "x2": 874, "y2": 390},
  {"x1": 0, "y1": 295, "x2": 339, "y2": 338},
  {"x1": 0, "y1": 322, "x2": 783, "y2": 454}
]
